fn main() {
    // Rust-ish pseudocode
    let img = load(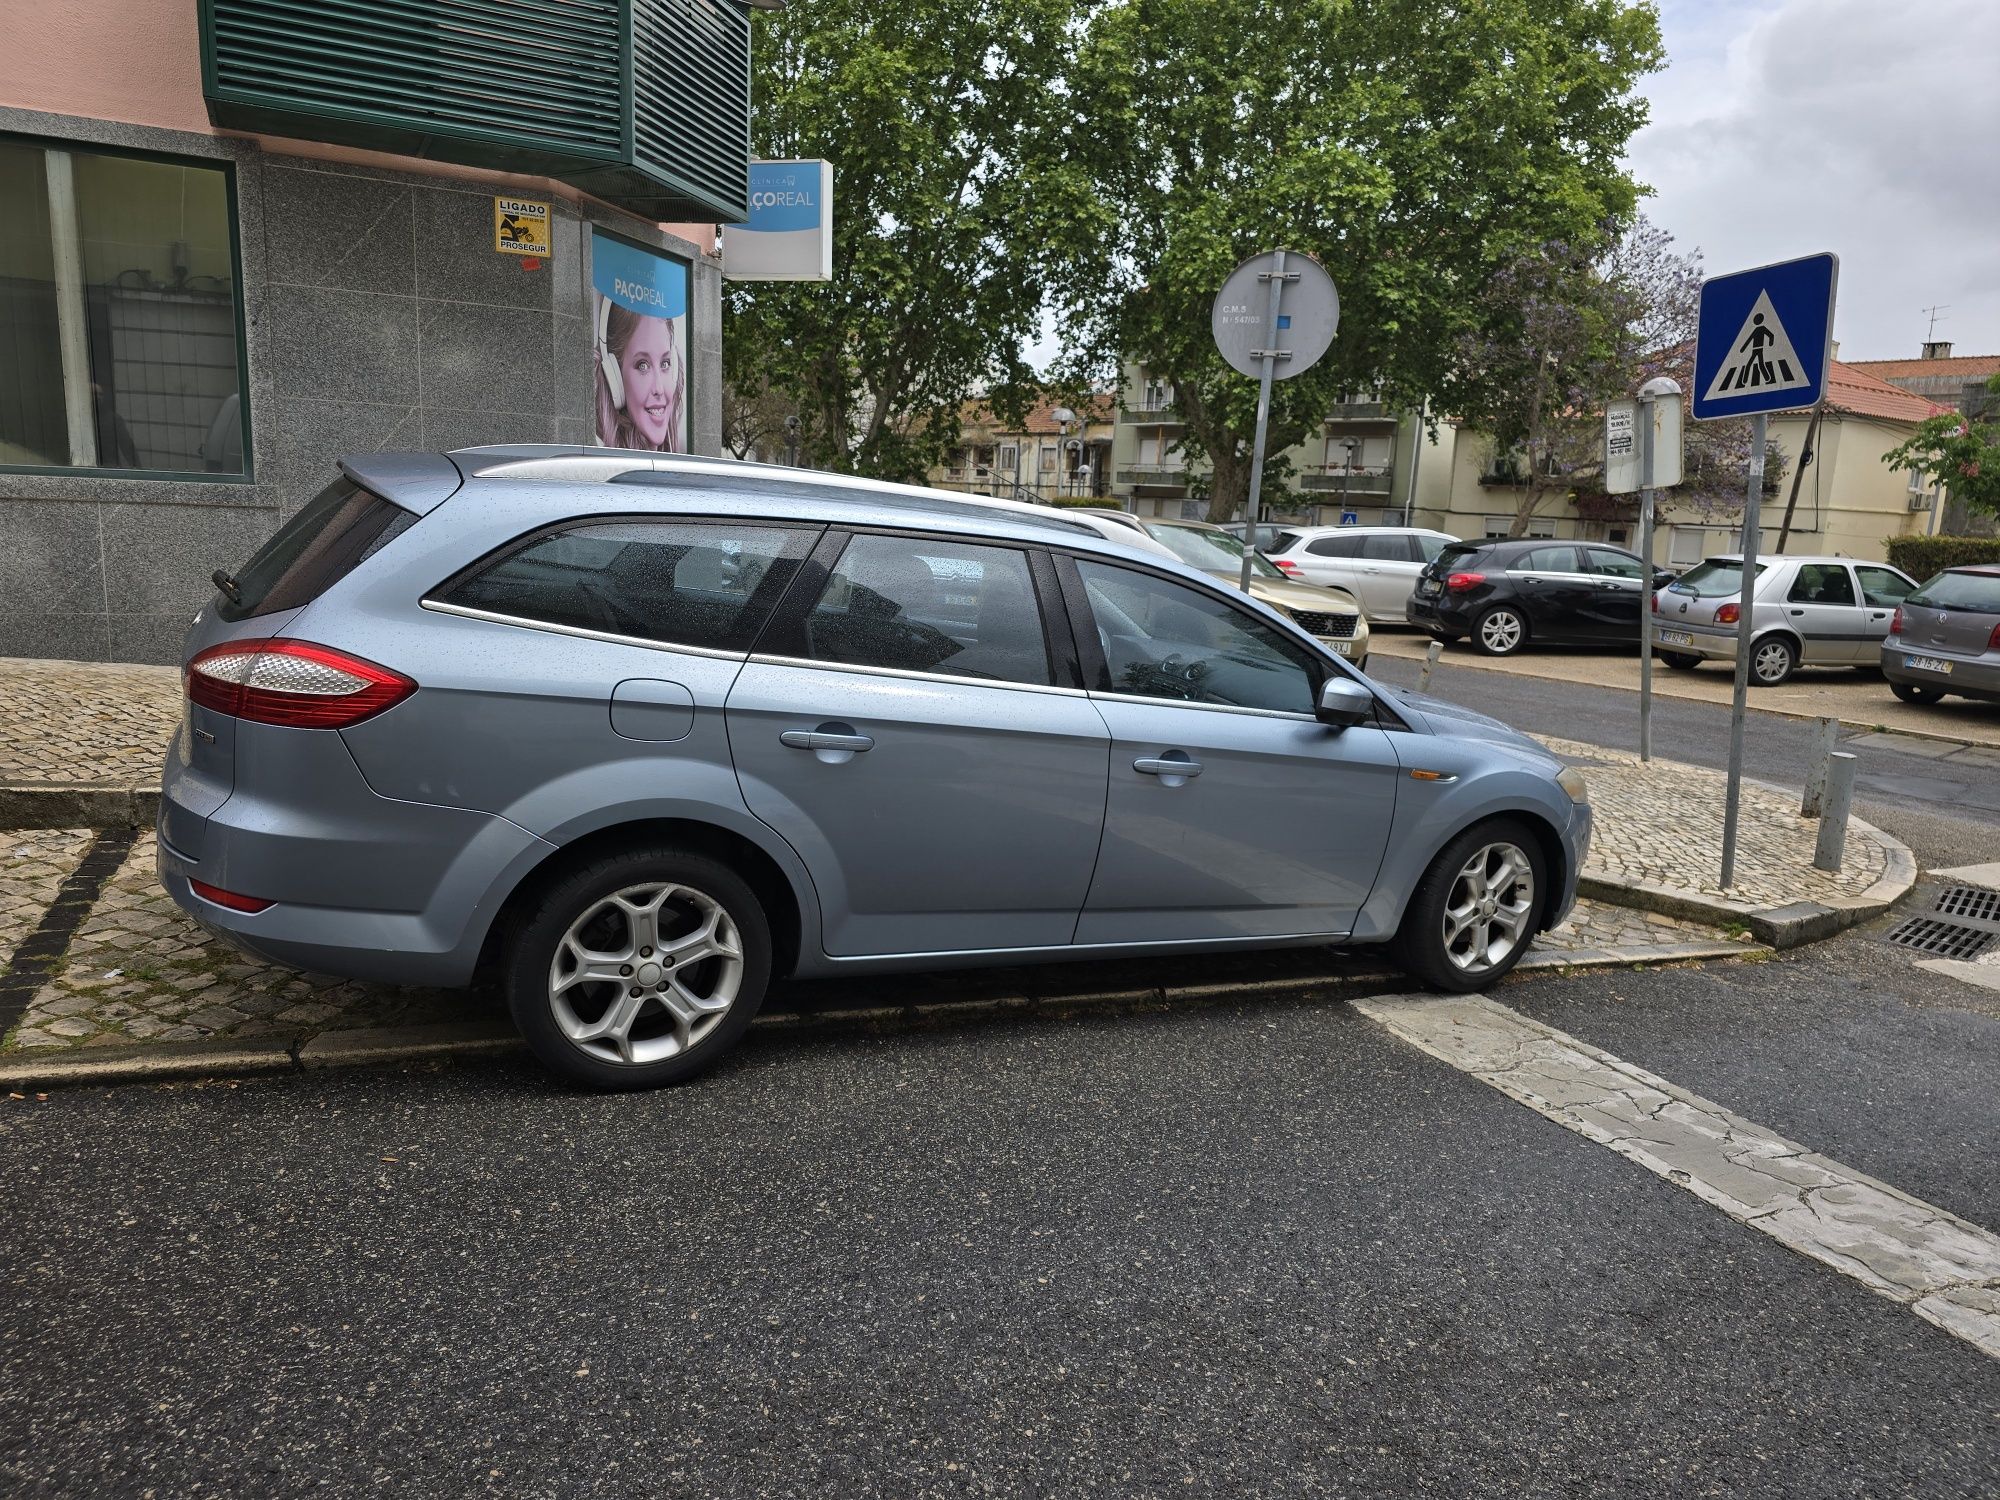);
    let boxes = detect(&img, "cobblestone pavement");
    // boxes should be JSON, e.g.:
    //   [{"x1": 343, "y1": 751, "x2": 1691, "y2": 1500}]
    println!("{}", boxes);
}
[
  {"x1": 1538, "y1": 735, "x2": 1893, "y2": 908},
  {"x1": 0, "y1": 658, "x2": 180, "y2": 787},
  {"x1": 0, "y1": 831, "x2": 1740, "y2": 1052},
  {"x1": 4, "y1": 835, "x2": 472, "y2": 1051},
  {"x1": 0, "y1": 829, "x2": 94, "y2": 970}
]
